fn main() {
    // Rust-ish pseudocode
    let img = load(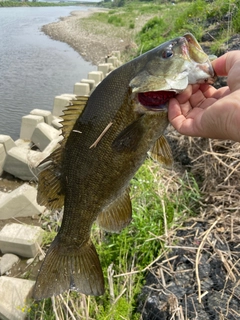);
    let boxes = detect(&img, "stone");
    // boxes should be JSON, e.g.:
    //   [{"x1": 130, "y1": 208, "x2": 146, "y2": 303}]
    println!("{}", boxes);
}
[
  {"x1": 97, "y1": 63, "x2": 113, "y2": 77},
  {"x1": 80, "y1": 79, "x2": 96, "y2": 91},
  {"x1": 31, "y1": 122, "x2": 60, "y2": 151},
  {"x1": 0, "y1": 223, "x2": 45, "y2": 258},
  {"x1": 52, "y1": 117, "x2": 63, "y2": 130},
  {"x1": 0, "y1": 253, "x2": 19, "y2": 275},
  {"x1": 3, "y1": 147, "x2": 39, "y2": 181},
  {"x1": 30, "y1": 109, "x2": 53, "y2": 125},
  {"x1": 73, "y1": 82, "x2": 90, "y2": 96},
  {"x1": 0, "y1": 135, "x2": 16, "y2": 152},
  {"x1": 87, "y1": 71, "x2": 103, "y2": 85},
  {"x1": 52, "y1": 94, "x2": 76, "y2": 117},
  {"x1": 0, "y1": 183, "x2": 45, "y2": 219},
  {"x1": 20, "y1": 115, "x2": 44, "y2": 140},
  {"x1": 0, "y1": 144, "x2": 6, "y2": 176},
  {"x1": 112, "y1": 50, "x2": 121, "y2": 59},
  {"x1": 0, "y1": 276, "x2": 35, "y2": 320},
  {"x1": 107, "y1": 56, "x2": 119, "y2": 67}
]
